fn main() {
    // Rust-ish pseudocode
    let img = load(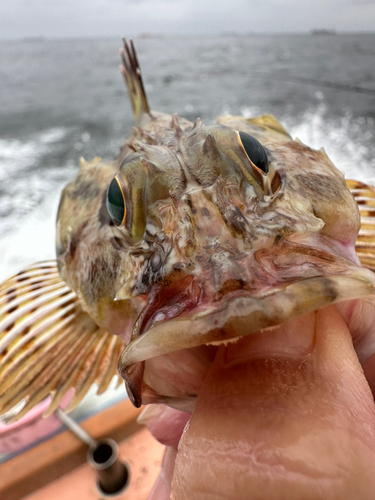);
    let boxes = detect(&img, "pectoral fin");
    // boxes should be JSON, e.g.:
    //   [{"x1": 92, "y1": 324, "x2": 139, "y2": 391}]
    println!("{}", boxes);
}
[
  {"x1": 0, "y1": 261, "x2": 124, "y2": 421},
  {"x1": 347, "y1": 179, "x2": 375, "y2": 272}
]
